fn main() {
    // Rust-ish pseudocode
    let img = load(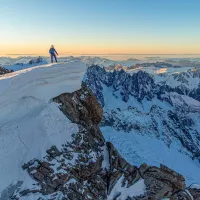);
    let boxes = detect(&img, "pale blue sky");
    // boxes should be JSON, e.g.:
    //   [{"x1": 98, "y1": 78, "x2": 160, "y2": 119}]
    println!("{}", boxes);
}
[{"x1": 0, "y1": 0, "x2": 200, "y2": 54}]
